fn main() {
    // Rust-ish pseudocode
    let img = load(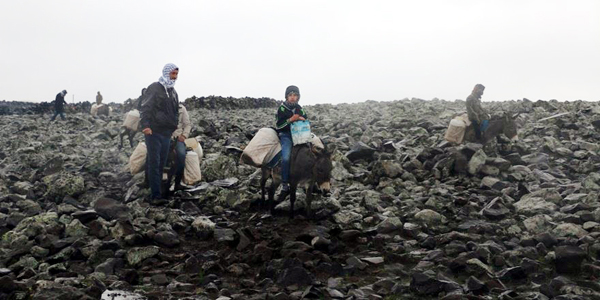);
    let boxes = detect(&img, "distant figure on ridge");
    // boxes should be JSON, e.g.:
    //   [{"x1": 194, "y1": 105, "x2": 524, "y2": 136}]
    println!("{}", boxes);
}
[
  {"x1": 140, "y1": 63, "x2": 180, "y2": 203},
  {"x1": 466, "y1": 84, "x2": 489, "y2": 141},
  {"x1": 96, "y1": 91, "x2": 103, "y2": 105},
  {"x1": 50, "y1": 90, "x2": 68, "y2": 121},
  {"x1": 275, "y1": 85, "x2": 307, "y2": 193}
]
